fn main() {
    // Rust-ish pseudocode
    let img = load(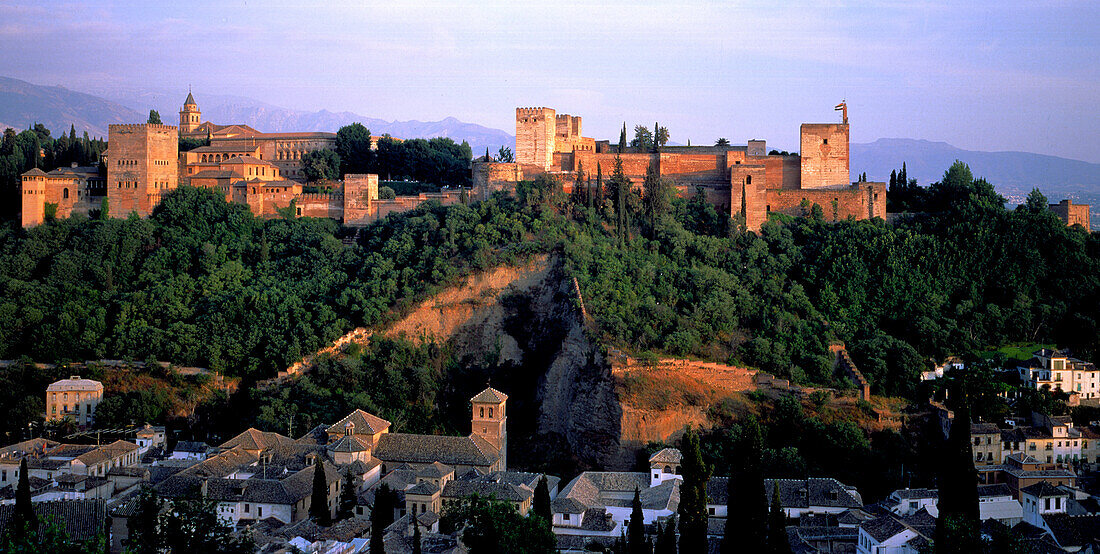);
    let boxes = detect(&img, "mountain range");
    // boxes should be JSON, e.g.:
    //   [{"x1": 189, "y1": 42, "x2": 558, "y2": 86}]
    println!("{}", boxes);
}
[
  {"x1": 2, "y1": 75, "x2": 1097, "y2": 216},
  {"x1": 0, "y1": 76, "x2": 513, "y2": 154}
]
